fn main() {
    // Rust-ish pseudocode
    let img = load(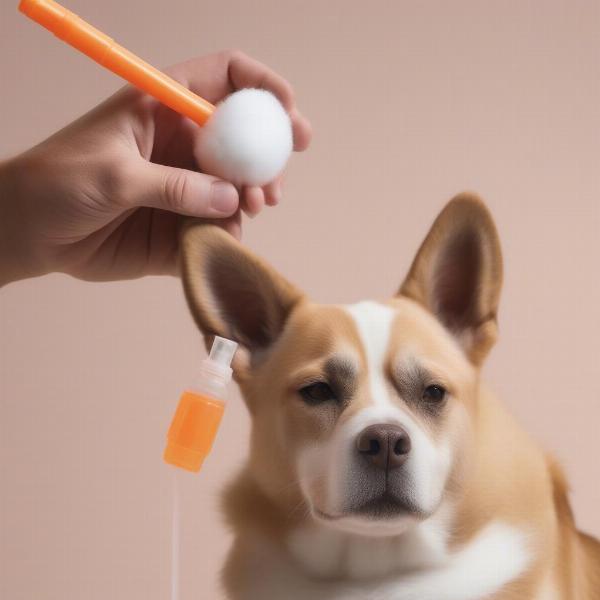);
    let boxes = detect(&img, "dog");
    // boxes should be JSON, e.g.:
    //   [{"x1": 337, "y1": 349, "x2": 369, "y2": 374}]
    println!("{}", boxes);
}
[{"x1": 180, "y1": 193, "x2": 600, "y2": 599}]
